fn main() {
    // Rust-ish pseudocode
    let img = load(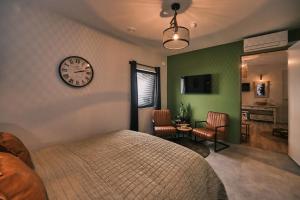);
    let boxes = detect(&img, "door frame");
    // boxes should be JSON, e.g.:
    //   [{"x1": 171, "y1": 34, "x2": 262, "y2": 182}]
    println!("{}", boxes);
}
[{"x1": 239, "y1": 48, "x2": 289, "y2": 144}]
